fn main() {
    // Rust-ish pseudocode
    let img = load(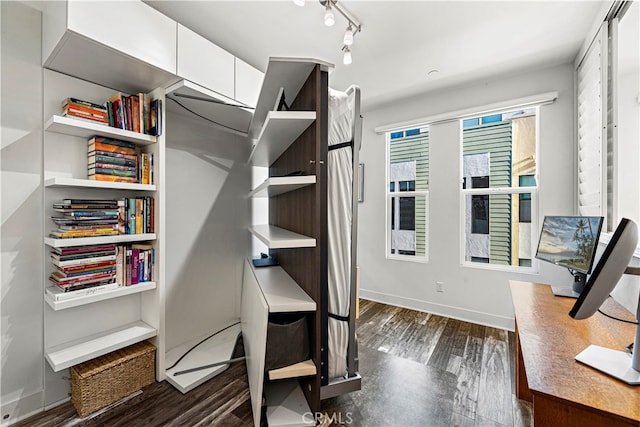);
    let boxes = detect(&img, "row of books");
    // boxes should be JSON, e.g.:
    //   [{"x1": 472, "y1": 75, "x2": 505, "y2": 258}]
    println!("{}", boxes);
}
[
  {"x1": 60, "y1": 94, "x2": 162, "y2": 136},
  {"x1": 47, "y1": 243, "x2": 154, "y2": 300},
  {"x1": 87, "y1": 136, "x2": 153, "y2": 184},
  {"x1": 107, "y1": 92, "x2": 162, "y2": 136},
  {"x1": 120, "y1": 196, "x2": 155, "y2": 235},
  {"x1": 62, "y1": 97, "x2": 108, "y2": 125},
  {"x1": 49, "y1": 197, "x2": 155, "y2": 239}
]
